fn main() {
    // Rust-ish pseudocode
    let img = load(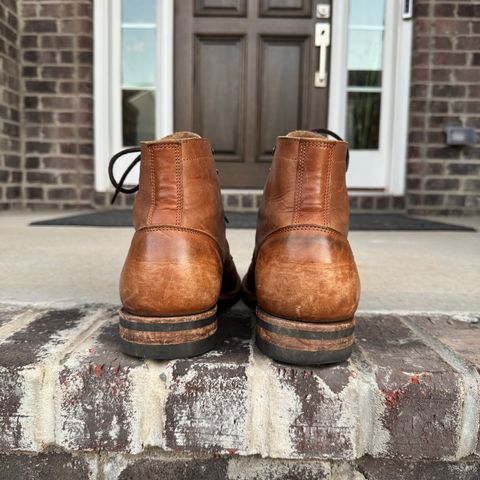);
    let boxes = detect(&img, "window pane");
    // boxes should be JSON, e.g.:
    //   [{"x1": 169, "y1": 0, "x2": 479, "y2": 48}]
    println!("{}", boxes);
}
[
  {"x1": 122, "y1": 90, "x2": 155, "y2": 146},
  {"x1": 347, "y1": 92, "x2": 381, "y2": 149},
  {"x1": 349, "y1": 0, "x2": 384, "y2": 27},
  {"x1": 122, "y1": 0, "x2": 156, "y2": 24},
  {"x1": 122, "y1": 28, "x2": 156, "y2": 87},
  {"x1": 346, "y1": 0, "x2": 385, "y2": 150},
  {"x1": 348, "y1": 30, "x2": 384, "y2": 72},
  {"x1": 348, "y1": 70, "x2": 382, "y2": 88}
]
